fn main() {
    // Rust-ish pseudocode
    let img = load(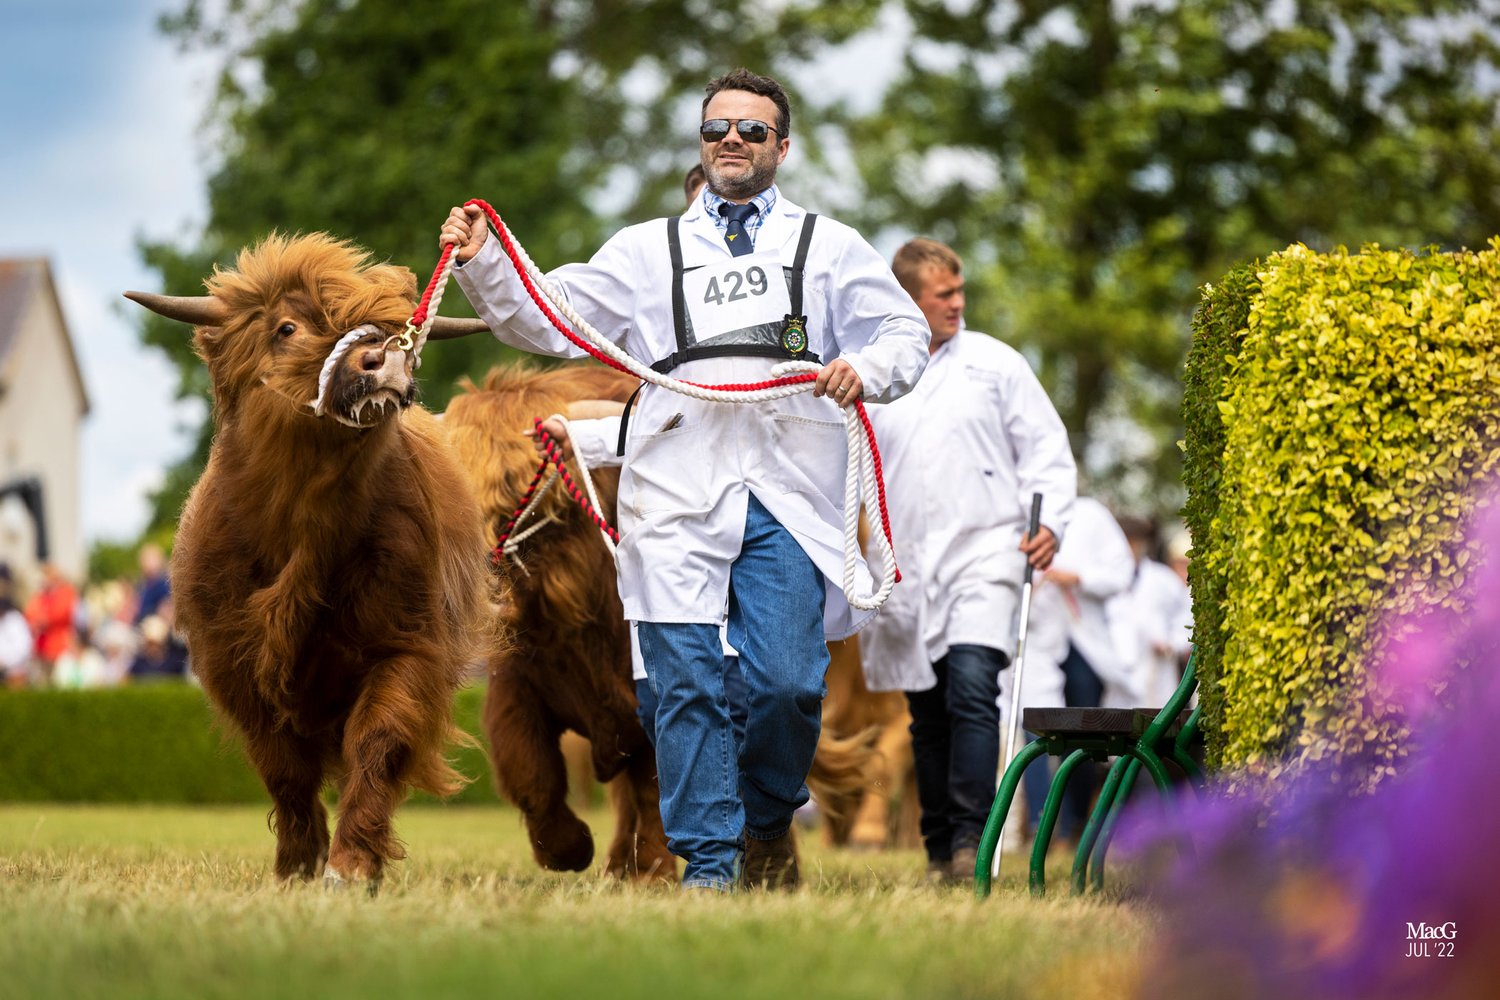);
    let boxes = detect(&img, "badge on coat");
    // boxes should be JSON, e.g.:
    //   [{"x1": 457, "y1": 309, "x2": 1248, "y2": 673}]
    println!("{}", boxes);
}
[{"x1": 780, "y1": 314, "x2": 808, "y2": 356}]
